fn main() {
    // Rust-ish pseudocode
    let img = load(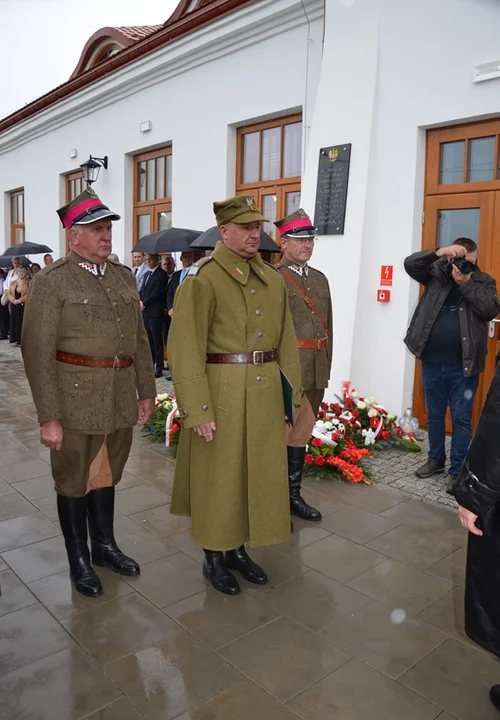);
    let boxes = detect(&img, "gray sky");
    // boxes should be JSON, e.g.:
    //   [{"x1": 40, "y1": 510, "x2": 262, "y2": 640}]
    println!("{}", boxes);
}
[{"x1": 0, "y1": 0, "x2": 178, "y2": 119}]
